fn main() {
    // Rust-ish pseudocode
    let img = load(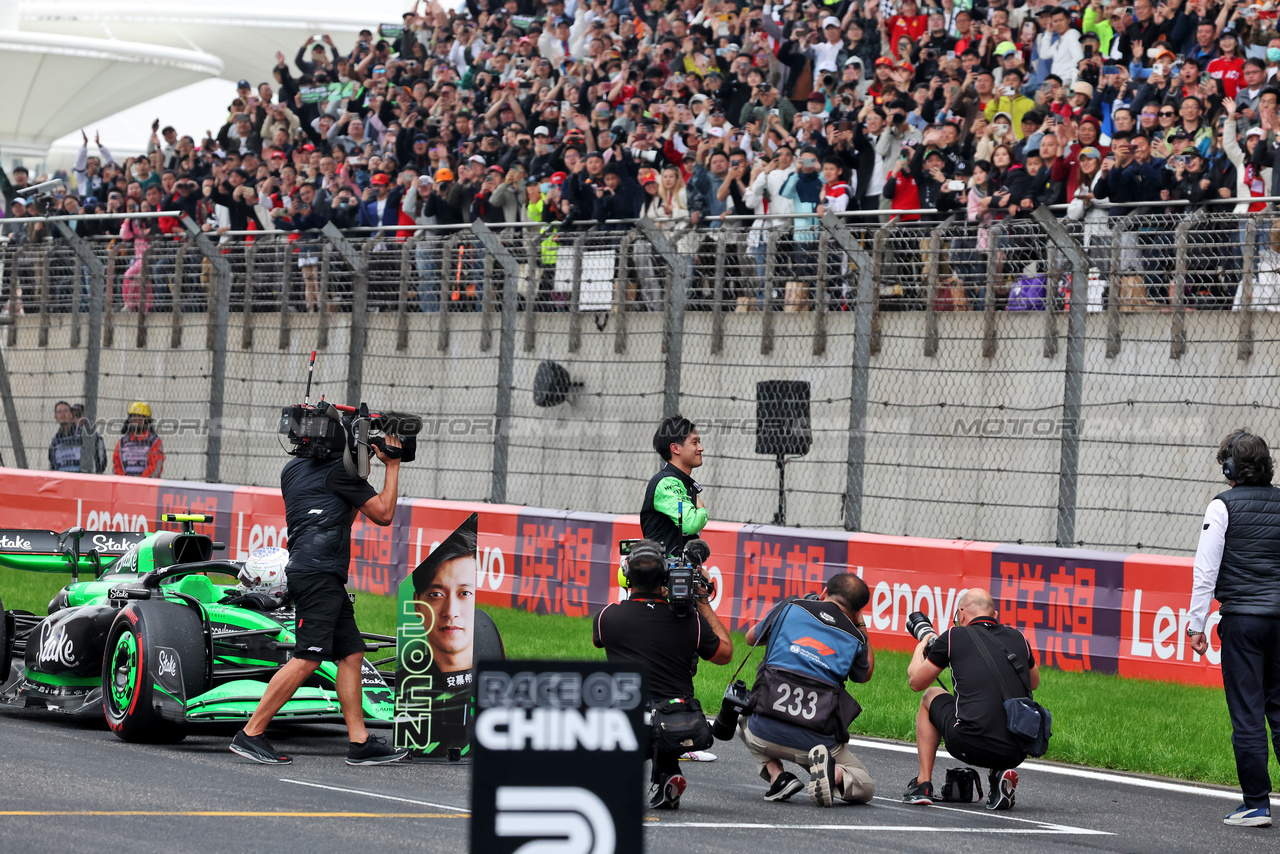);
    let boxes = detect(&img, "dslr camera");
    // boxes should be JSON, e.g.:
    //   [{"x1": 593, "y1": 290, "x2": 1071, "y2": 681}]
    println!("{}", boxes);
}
[{"x1": 711, "y1": 677, "x2": 754, "y2": 741}]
